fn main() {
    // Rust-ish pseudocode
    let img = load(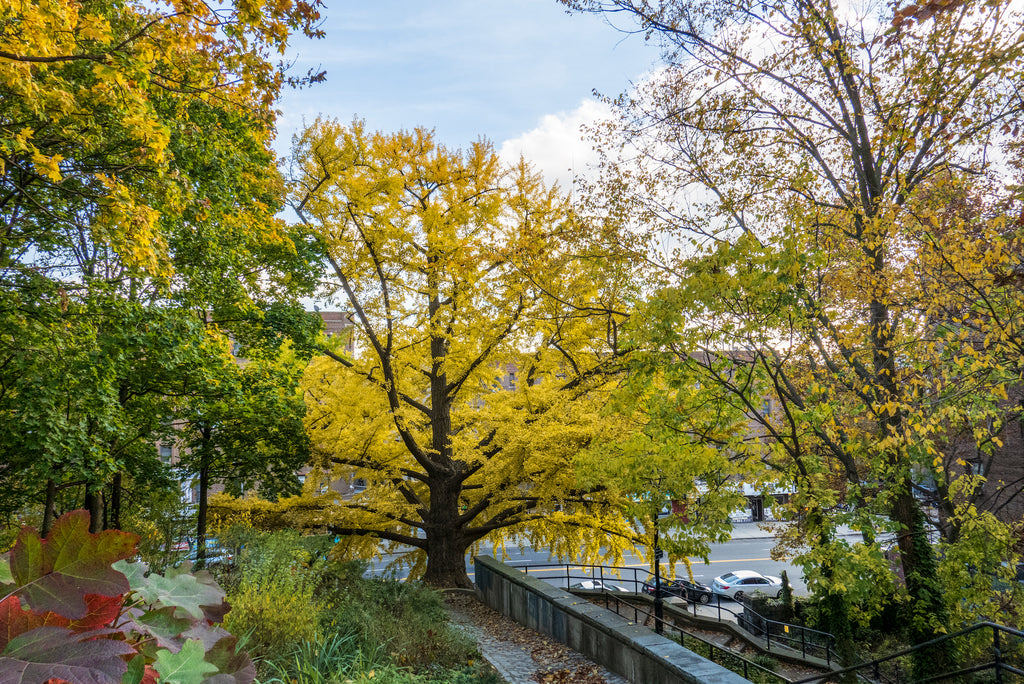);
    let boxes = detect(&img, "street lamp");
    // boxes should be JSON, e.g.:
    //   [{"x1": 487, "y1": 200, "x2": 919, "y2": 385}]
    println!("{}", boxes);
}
[
  {"x1": 653, "y1": 517, "x2": 664, "y2": 634},
  {"x1": 645, "y1": 474, "x2": 666, "y2": 635}
]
